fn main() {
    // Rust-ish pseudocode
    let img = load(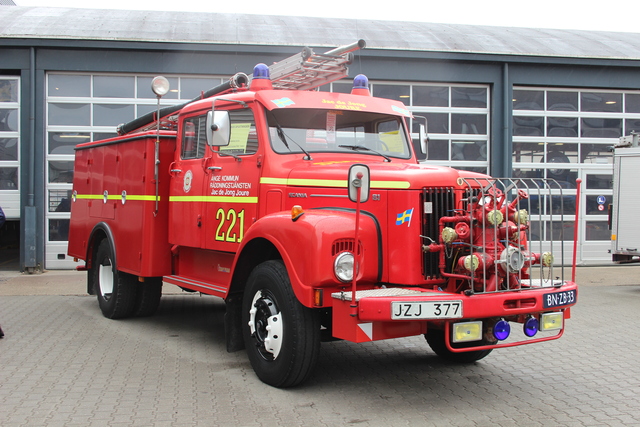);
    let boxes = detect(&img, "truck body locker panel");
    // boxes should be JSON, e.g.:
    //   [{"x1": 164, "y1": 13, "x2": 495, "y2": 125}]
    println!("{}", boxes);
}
[{"x1": 69, "y1": 133, "x2": 175, "y2": 277}]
